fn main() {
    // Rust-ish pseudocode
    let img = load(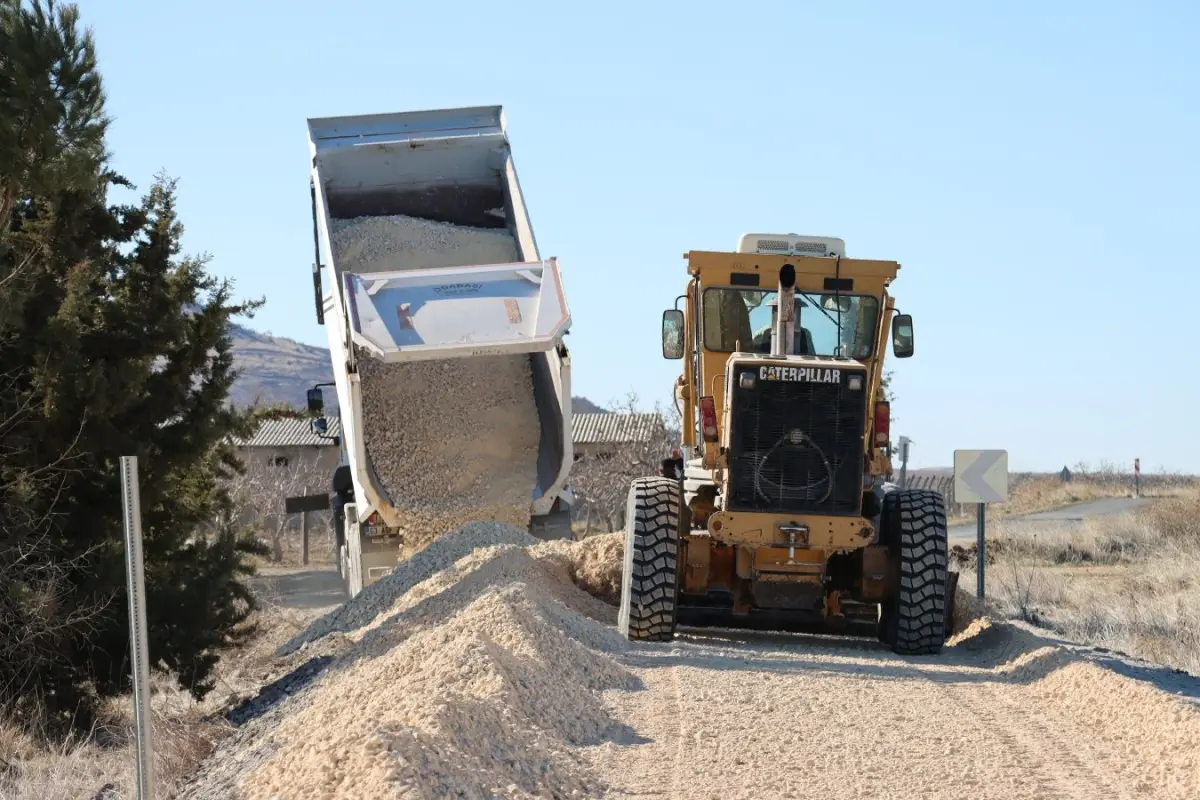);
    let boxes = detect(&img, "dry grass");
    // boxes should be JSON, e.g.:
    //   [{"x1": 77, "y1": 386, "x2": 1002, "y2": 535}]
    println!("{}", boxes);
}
[
  {"x1": 955, "y1": 491, "x2": 1200, "y2": 676},
  {"x1": 0, "y1": 573, "x2": 335, "y2": 799}
]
